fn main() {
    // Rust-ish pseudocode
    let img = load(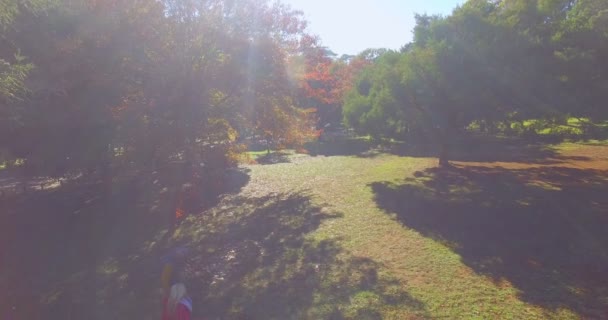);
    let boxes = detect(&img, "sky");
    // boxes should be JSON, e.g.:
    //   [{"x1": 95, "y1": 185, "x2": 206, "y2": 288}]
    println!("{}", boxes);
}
[{"x1": 281, "y1": 0, "x2": 465, "y2": 56}]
